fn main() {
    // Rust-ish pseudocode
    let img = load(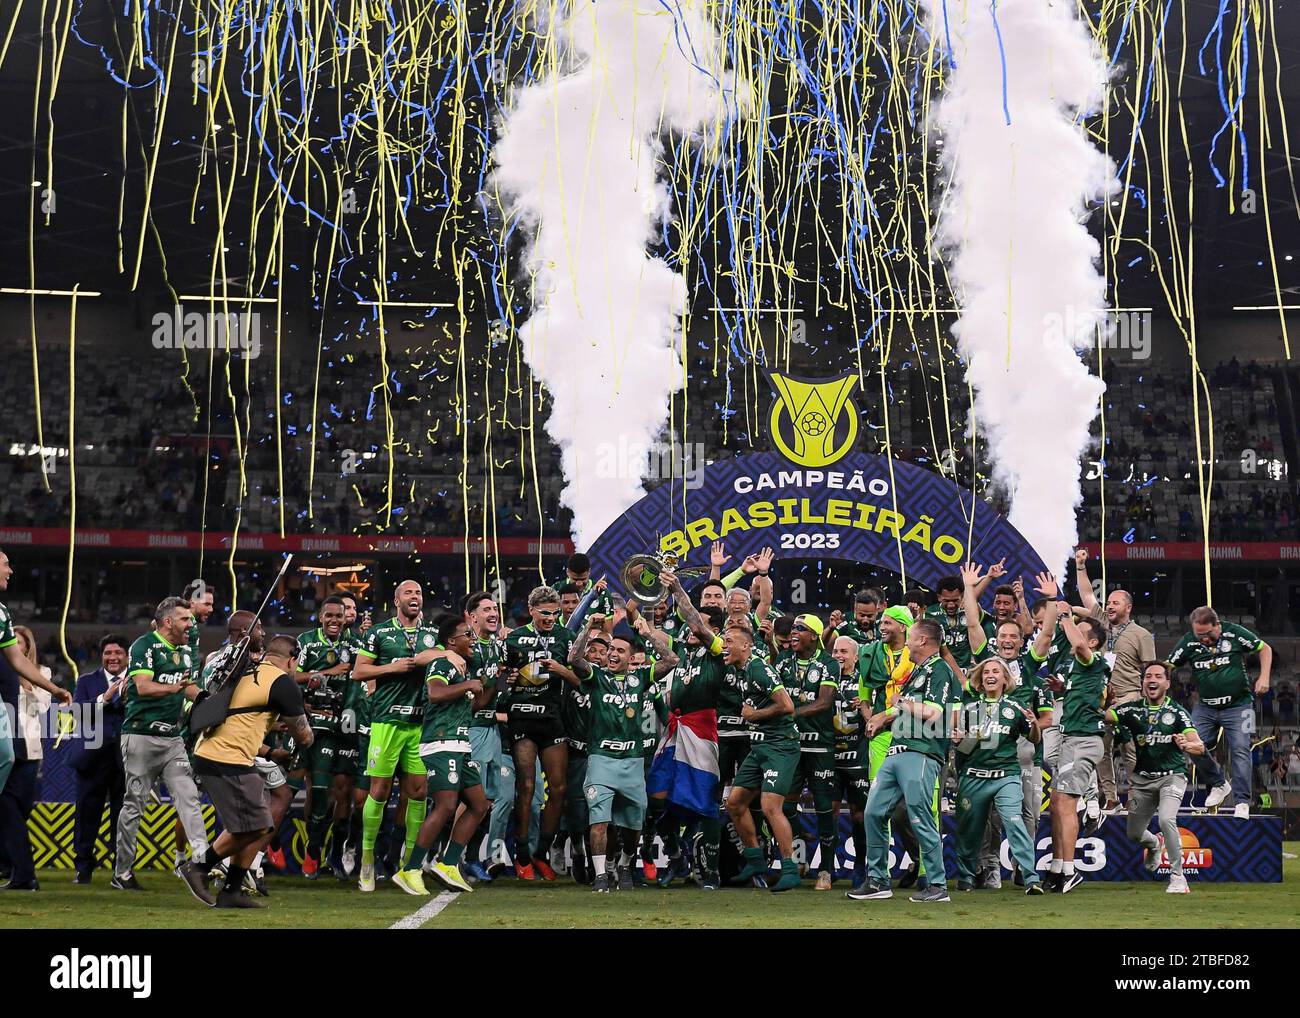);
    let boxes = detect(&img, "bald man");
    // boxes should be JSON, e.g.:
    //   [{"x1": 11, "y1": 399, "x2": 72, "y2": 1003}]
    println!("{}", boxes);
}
[{"x1": 1075, "y1": 550, "x2": 1155, "y2": 809}]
